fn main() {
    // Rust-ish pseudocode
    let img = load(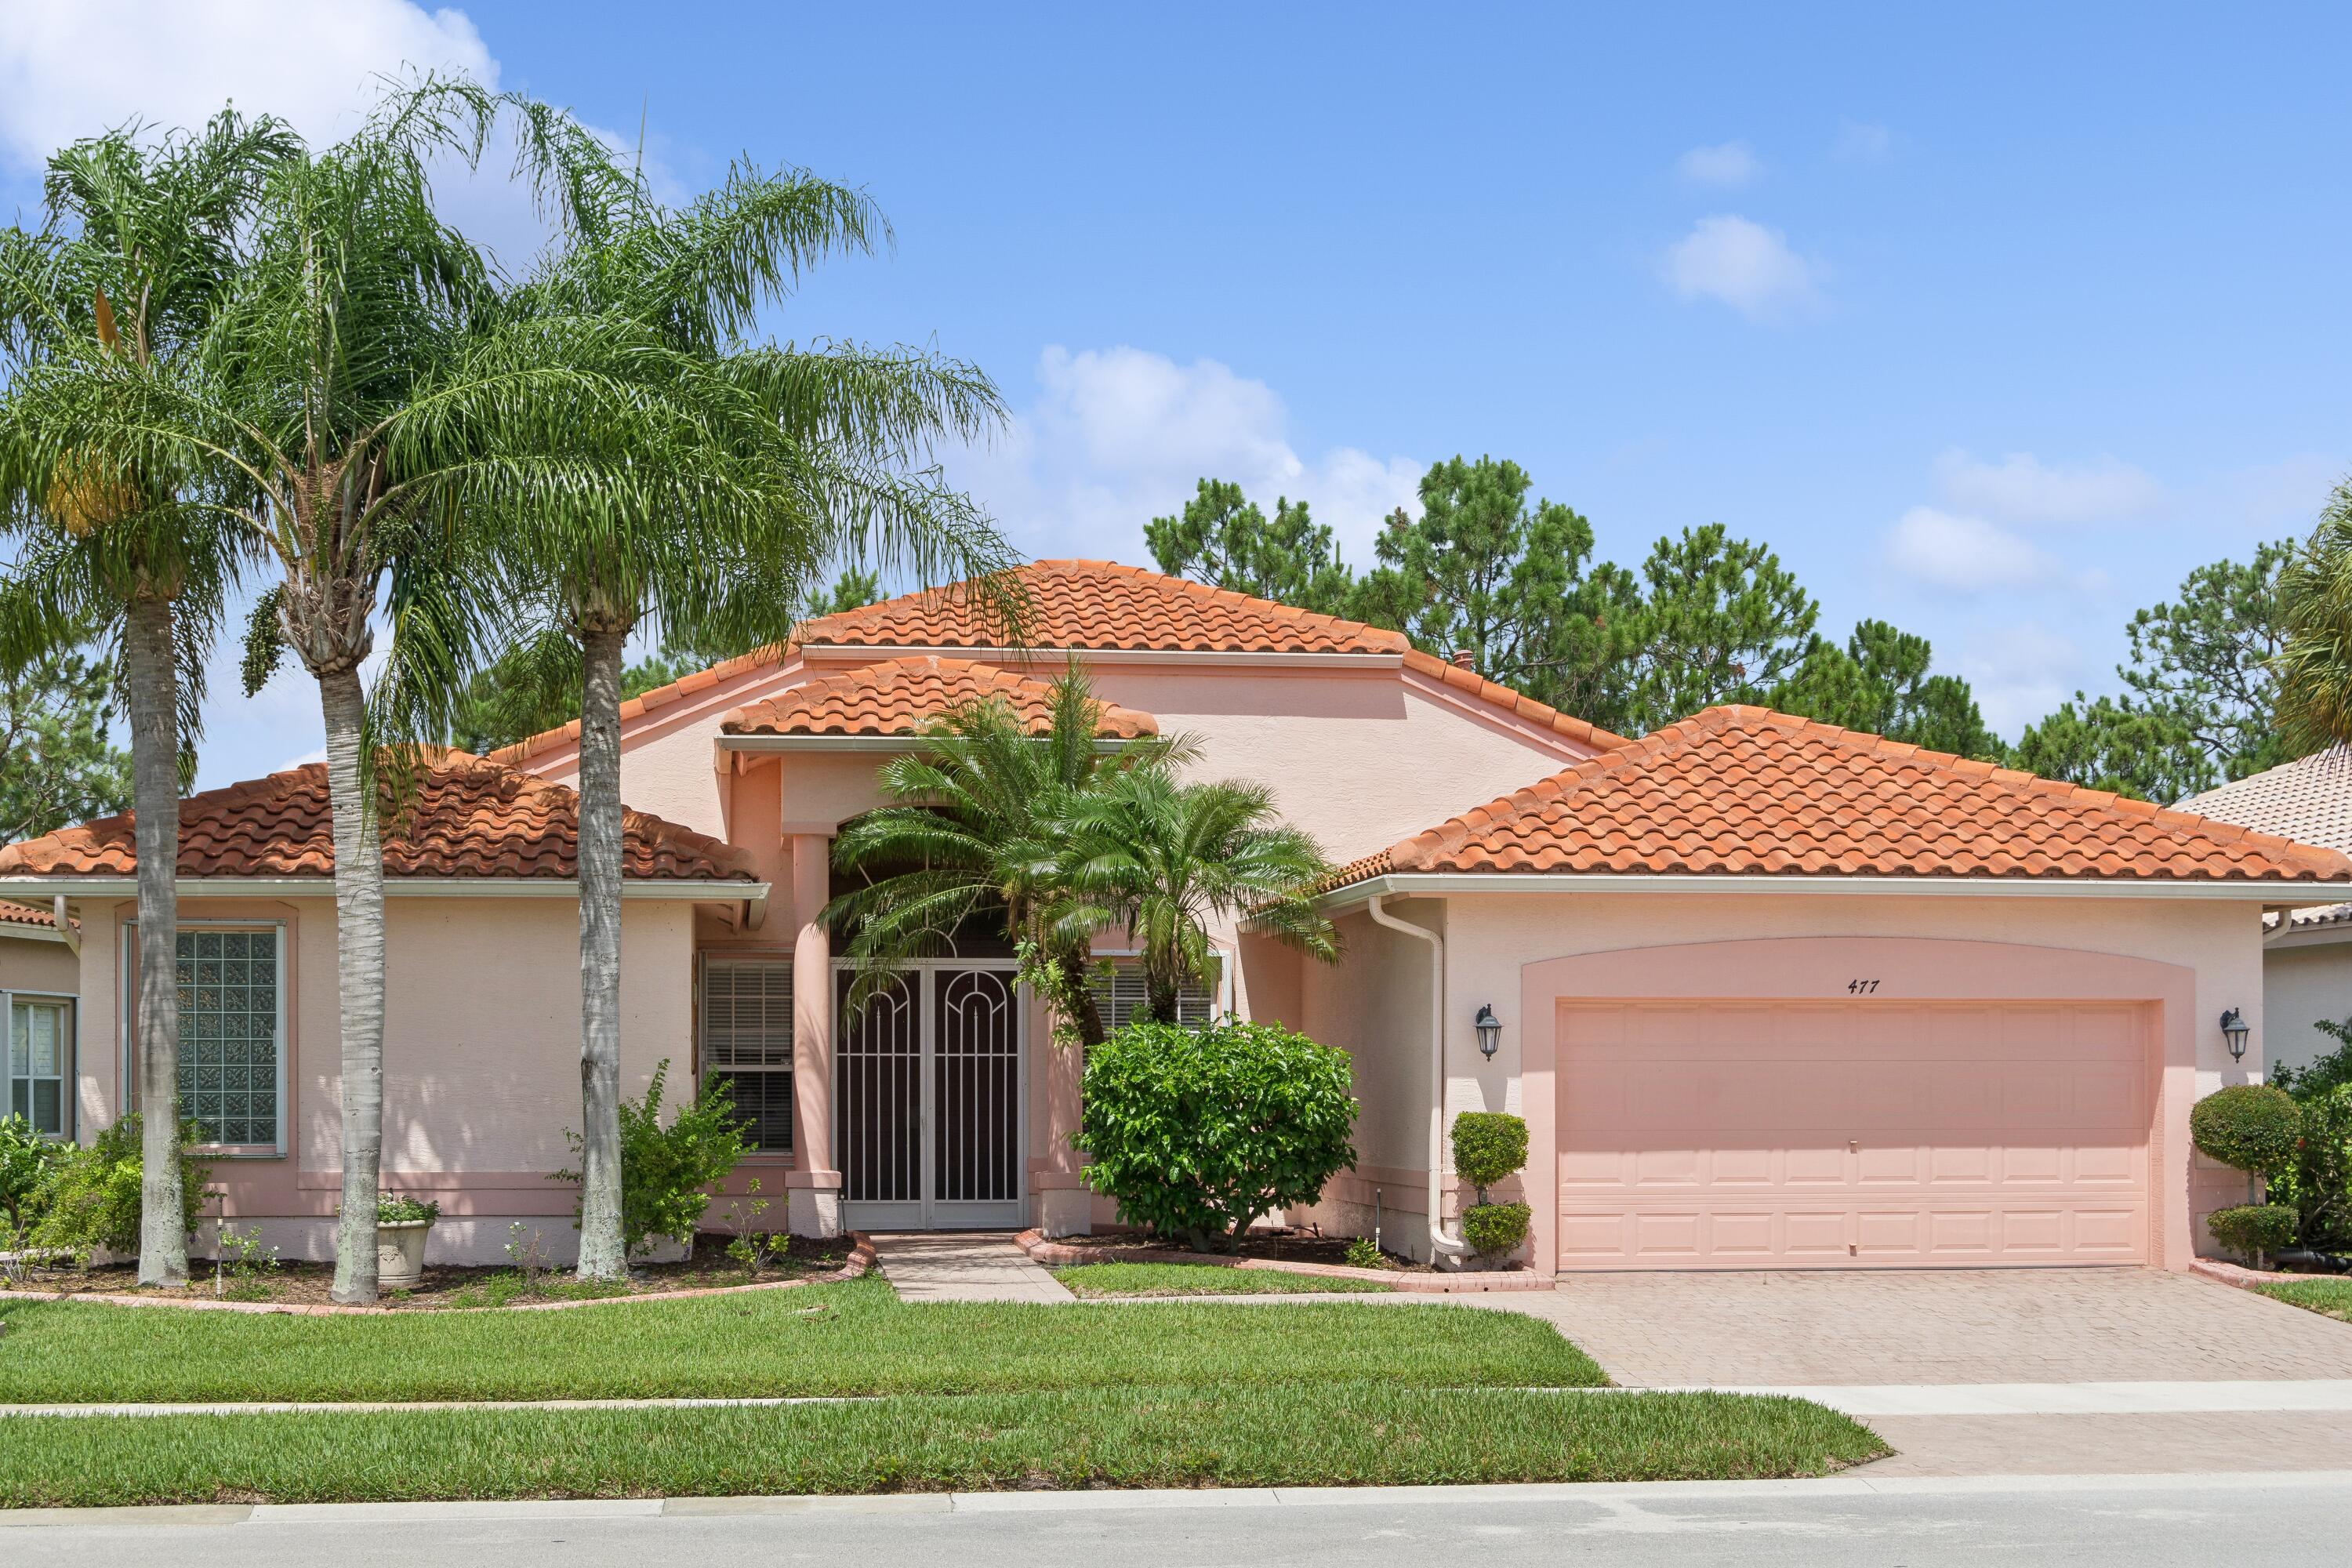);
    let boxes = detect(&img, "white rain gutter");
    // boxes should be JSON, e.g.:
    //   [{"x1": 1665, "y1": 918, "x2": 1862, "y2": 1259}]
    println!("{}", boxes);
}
[
  {"x1": 1364, "y1": 894, "x2": 1471, "y2": 1263},
  {"x1": 1317, "y1": 871, "x2": 2352, "y2": 916},
  {"x1": 0, "y1": 877, "x2": 768, "y2": 928},
  {"x1": 53, "y1": 895, "x2": 78, "y2": 956}
]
